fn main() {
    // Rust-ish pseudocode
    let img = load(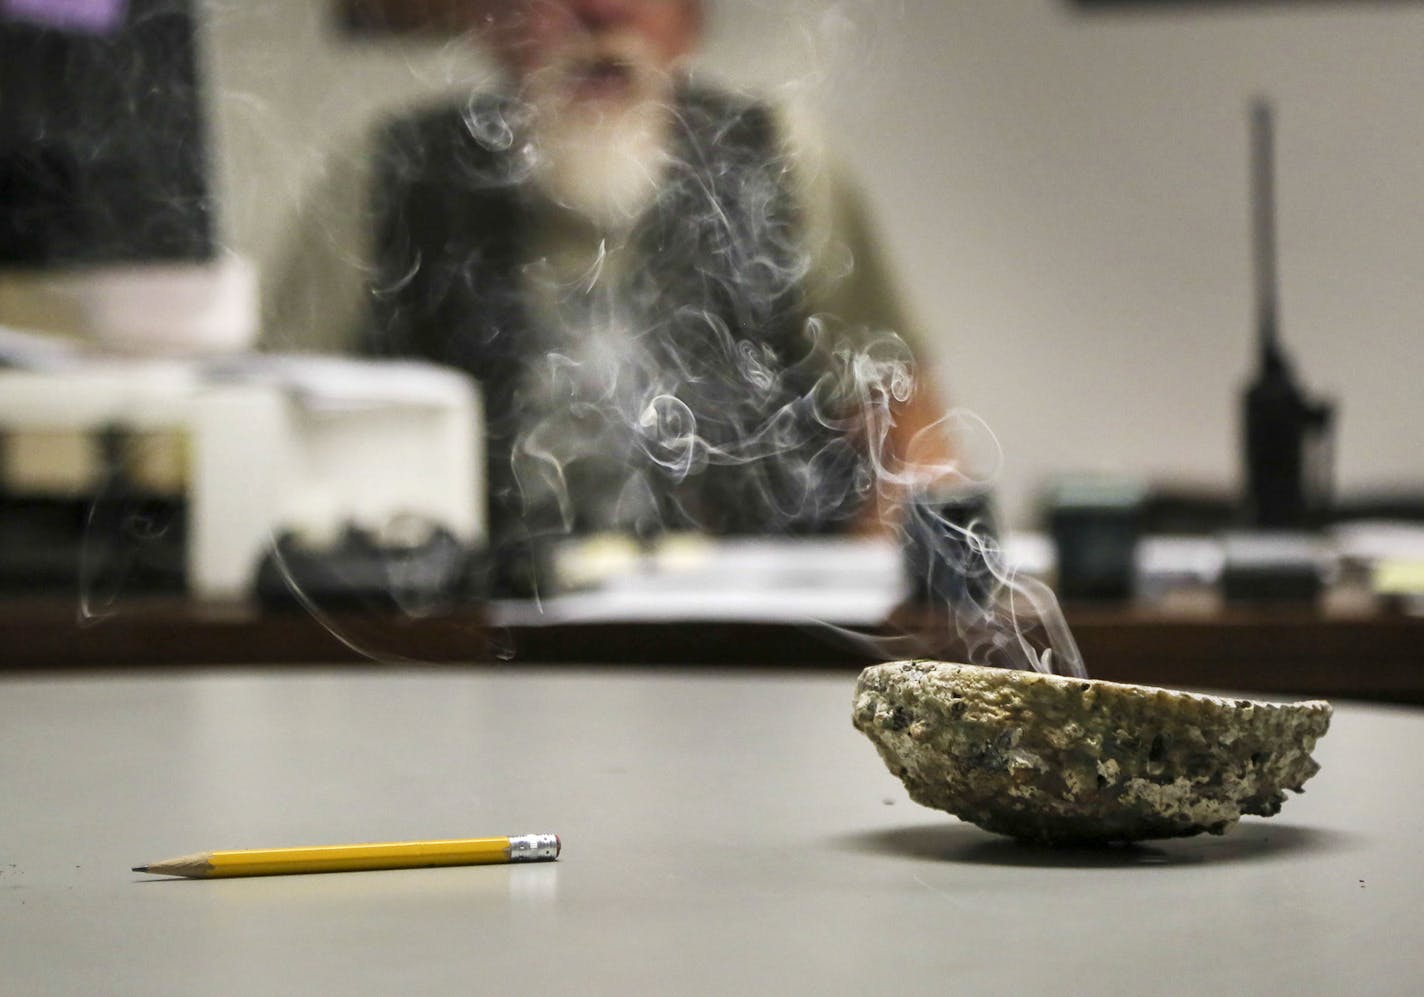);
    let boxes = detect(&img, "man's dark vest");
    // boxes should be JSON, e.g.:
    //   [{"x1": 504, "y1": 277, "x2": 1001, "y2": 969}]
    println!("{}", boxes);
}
[{"x1": 366, "y1": 84, "x2": 867, "y2": 548}]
